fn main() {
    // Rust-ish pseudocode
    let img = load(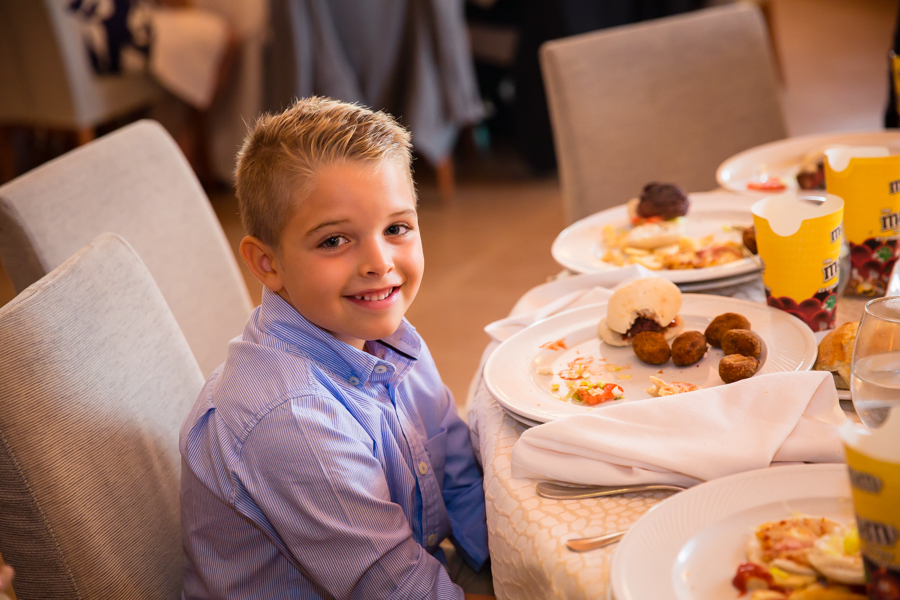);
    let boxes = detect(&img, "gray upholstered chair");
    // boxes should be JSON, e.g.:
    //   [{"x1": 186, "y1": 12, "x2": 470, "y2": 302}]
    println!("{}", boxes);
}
[
  {"x1": 0, "y1": 0, "x2": 160, "y2": 145},
  {"x1": 0, "y1": 233, "x2": 205, "y2": 599},
  {"x1": 540, "y1": 2, "x2": 787, "y2": 224},
  {"x1": 0, "y1": 119, "x2": 253, "y2": 376}
]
